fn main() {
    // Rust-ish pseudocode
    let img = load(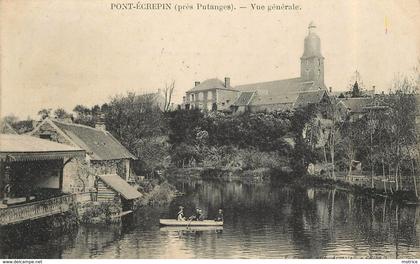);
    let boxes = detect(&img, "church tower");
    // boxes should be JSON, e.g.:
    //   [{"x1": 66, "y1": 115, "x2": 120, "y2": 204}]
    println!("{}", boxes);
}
[{"x1": 300, "y1": 22, "x2": 325, "y2": 87}]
